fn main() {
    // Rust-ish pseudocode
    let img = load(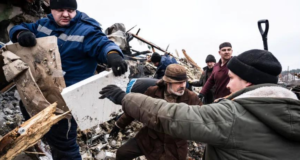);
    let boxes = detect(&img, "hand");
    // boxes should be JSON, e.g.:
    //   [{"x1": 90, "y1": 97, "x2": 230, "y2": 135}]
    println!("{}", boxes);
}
[
  {"x1": 107, "y1": 53, "x2": 128, "y2": 76},
  {"x1": 109, "y1": 125, "x2": 121, "y2": 138},
  {"x1": 99, "y1": 85, "x2": 126, "y2": 105},
  {"x1": 17, "y1": 31, "x2": 37, "y2": 47},
  {"x1": 198, "y1": 93, "x2": 204, "y2": 100}
]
